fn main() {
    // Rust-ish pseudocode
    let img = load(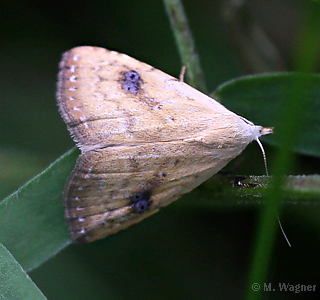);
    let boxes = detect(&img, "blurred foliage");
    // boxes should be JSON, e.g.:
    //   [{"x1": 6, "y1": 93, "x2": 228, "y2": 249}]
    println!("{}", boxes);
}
[
  {"x1": 1, "y1": 0, "x2": 319, "y2": 299},
  {"x1": 0, "y1": 244, "x2": 46, "y2": 300}
]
